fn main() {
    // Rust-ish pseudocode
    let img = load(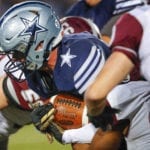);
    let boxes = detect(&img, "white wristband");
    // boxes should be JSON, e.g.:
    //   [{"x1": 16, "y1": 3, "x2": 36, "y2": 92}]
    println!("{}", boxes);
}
[{"x1": 62, "y1": 123, "x2": 98, "y2": 144}]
